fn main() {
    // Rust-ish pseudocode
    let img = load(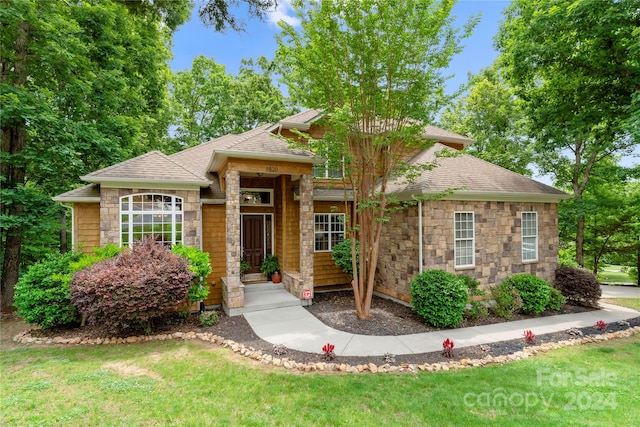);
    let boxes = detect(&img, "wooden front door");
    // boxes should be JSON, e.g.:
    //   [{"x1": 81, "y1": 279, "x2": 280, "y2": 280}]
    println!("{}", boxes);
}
[{"x1": 242, "y1": 215, "x2": 264, "y2": 274}]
